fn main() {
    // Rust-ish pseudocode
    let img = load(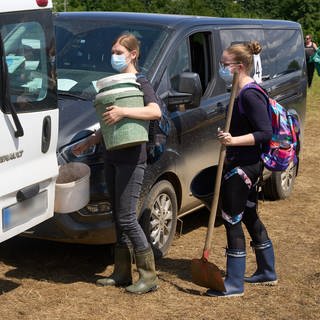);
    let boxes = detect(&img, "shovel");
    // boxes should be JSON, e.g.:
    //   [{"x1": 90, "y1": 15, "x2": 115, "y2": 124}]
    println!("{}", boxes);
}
[{"x1": 191, "y1": 71, "x2": 239, "y2": 291}]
